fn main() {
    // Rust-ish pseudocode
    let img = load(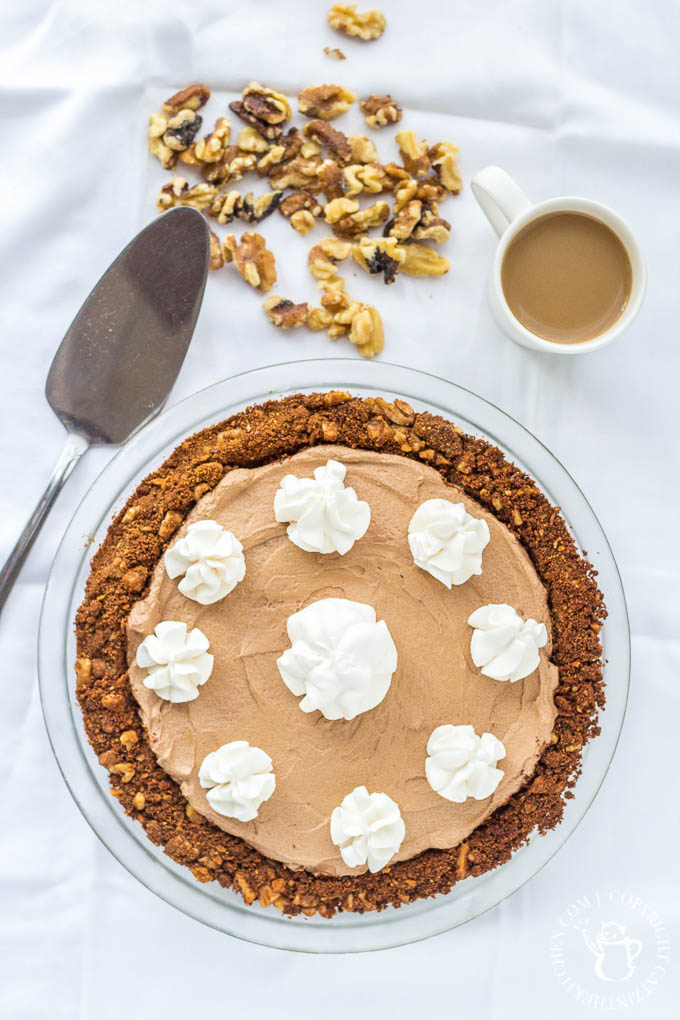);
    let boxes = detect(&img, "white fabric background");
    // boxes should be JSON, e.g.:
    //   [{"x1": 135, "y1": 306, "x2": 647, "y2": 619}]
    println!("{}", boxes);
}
[{"x1": 1, "y1": 0, "x2": 678, "y2": 1016}]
